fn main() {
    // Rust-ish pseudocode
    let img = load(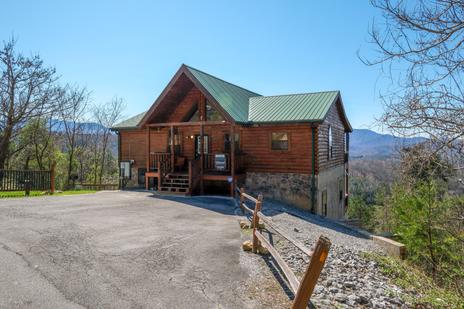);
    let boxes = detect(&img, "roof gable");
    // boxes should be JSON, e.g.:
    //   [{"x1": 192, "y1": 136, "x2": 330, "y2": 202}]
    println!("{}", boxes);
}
[
  {"x1": 137, "y1": 65, "x2": 260, "y2": 126},
  {"x1": 185, "y1": 66, "x2": 261, "y2": 122}
]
